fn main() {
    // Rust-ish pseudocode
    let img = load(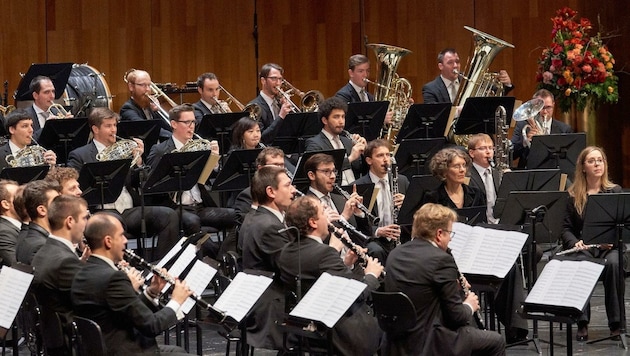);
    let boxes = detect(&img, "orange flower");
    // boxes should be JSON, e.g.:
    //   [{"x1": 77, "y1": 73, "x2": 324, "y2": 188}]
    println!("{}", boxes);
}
[
  {"x1": 564, "y1": 88, "x2": 572, "y2": 96},
  {"x1": 608, "y1": 86, "x2": 614, "y2": 94},
  {"x1": 606, "y1": 62, "x2": 613, "y2": 70}
]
